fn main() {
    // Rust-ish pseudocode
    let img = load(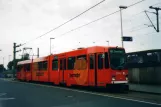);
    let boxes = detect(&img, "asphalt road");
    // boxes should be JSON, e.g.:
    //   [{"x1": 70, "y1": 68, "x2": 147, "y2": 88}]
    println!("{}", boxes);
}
[{"x1": 0, "y1": 79, "x2": 160, "y2": 107}]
